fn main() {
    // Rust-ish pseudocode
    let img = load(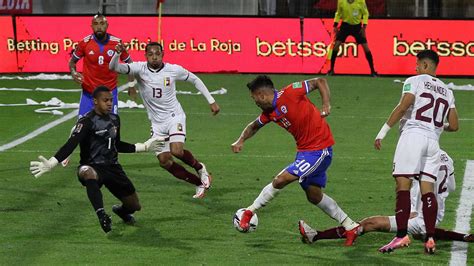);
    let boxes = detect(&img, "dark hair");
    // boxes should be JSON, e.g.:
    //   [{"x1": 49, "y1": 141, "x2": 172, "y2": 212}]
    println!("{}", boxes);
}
[
  {"x1": 93, "y1": 12, "x2": 106, "y2": 20},
  {"x1": 416, "y1": 49, "x2": 439, "y2": 66},
  {"x1": 247, "y1": 75, "x2": 274, "y2": 92},
  {"x1": 92, "y1": 85, "x2": 110, "y2": 99},
  {"x1": 145, "y1": 42, "x2": 164, "y2": 53}
]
